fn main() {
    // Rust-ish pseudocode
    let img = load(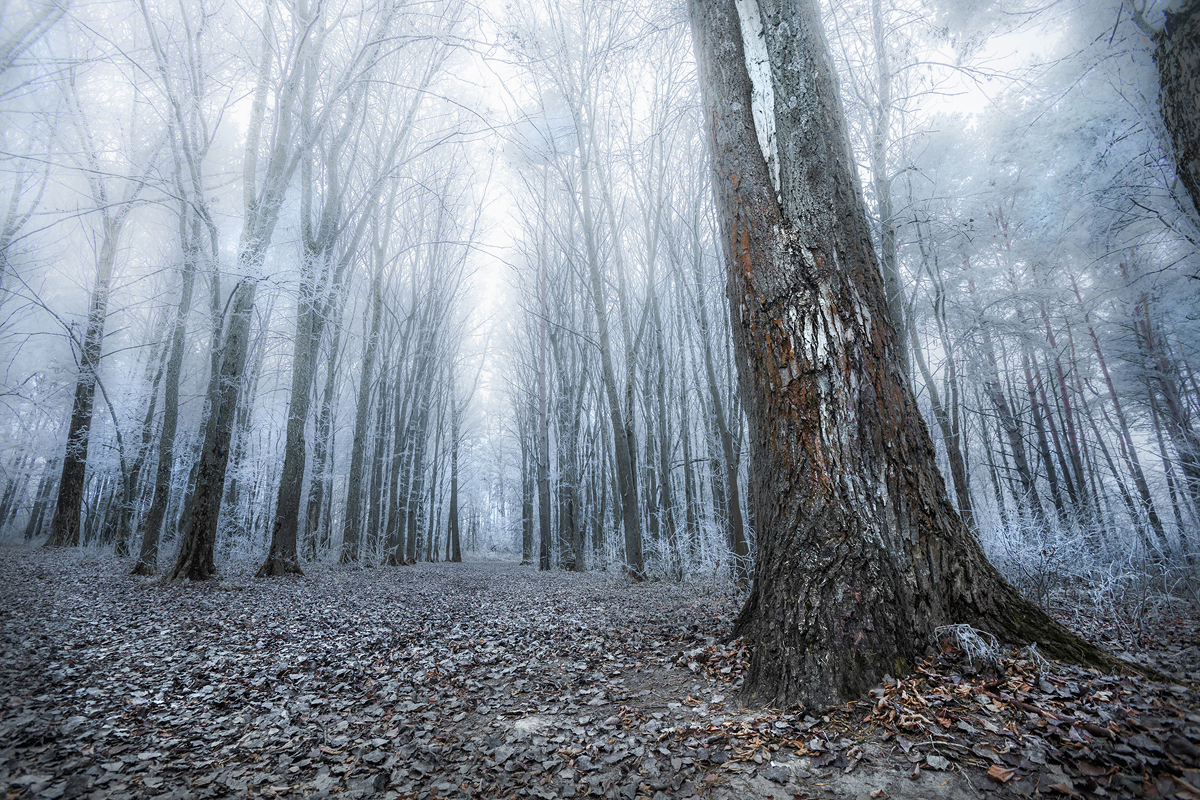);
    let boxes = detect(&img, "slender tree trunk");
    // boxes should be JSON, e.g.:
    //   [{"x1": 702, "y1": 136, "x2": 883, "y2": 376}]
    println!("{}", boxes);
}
[
  {"x1": 909, "y1": 321, "x2": 974, "y2": 529},
  {"x1": 404, "y1": 396, "x2": 431, "y2": 565},
  {"x1": 537, "y1": 243, "x2": 552, "y2": 571},
  {"x1": 1021, "y1": 345, "x2": 1067, "y2": 521},
  {"x1": 46, "y1": 216, "x2": 123, "y2": 547},
  {"x1": 689, "y1": 0, "x2": 1117, "y2": 710},
  {"x1": 1150, "y1": 388, "x2": 1191, "y2": 541},
  {"x1": 384, "y1": 336, "x2": 420, "y2": 567},
  {"x1": 678, "y1": 344, "x2": 700, "y2": 561},
  {"x1": 652, "y1": 295, "x2": 680, "y2": 578},
  {"x1": 0, "y1": 455, "x2": 30, "y2": 528},
  {"x1": 1135, "y1": 295, "x2": 1200, "y2": 517},
  {"x1": 340, "y1": 264, "x2": 384, "y2": 564},
  {"x1": 114, "y1": 333, "x2": 167, "y2": 557},
  {"x1": 23, "y1": 457, "x2": 59, "y2": 541},
  {"x1": 259, "y1": 275, "x2": 322, "y2": 576},
  {"x1": 1041, "y1": 302, "x2": 1089, "y2": 509},
  {"x1": 521, "y1": 422, "x2": 534, "y2": 564},
  {"x1": 578, "y1": 149, "x2": 644, "y2": 580},
  {"x1": 695, "y1": 266, "x2": 748, "y2": 579},
  {"x1": 868, "y1": 0, "x2": 907, "y2": 375},
  {"x1": 1072, "y1": 280, "x2": 1168, "y2": 548},
  {"x1": 1031, "y1": 351, "x2": 1082, "y2": 512},
  {"x1": 134, "y1": 226, "x2": 199, "y2": 574},
  {"x1": 303, "y1": 315, "x2": 340, "y2": 560},
  {"x1": 448, "y1": 393, "x2": 462, "y2": 563},
  {"x1": 425, "y1": 402, "x2": 445, "y2": 562},
  {"x1": 970, "y1": 286, "x2": 1046, "y2": 523}
]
